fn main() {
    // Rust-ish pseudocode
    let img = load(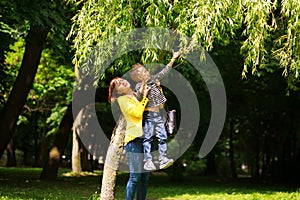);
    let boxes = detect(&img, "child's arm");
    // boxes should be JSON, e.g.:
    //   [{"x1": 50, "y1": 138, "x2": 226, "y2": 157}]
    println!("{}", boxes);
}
[
  {"x1": 152, "y1": 49, "x2": 181, "y2": 80},
  {"x1": 167, "y1": 49, "x2": 181, "y2": 68}
]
